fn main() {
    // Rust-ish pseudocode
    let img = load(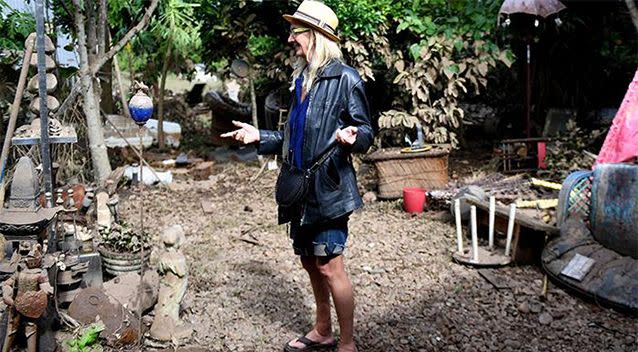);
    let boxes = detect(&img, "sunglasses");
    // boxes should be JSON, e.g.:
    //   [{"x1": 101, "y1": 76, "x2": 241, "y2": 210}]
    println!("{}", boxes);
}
[{"x1": 290, "y1": 27, "x2": 310, "y2": 36}]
